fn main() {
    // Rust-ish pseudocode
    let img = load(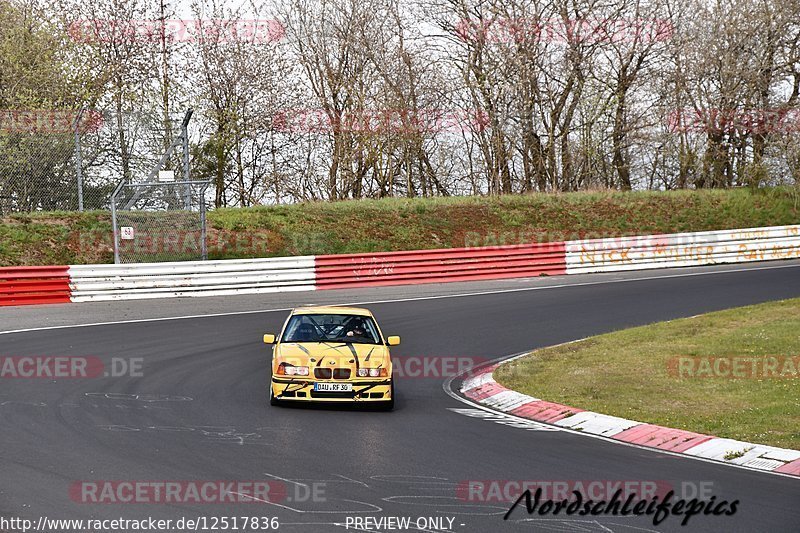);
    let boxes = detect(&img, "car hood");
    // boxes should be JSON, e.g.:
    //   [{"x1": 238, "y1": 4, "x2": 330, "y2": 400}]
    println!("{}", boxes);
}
[{"x1": 276, "y1": 342, "x2": 390, "y2": 367}]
